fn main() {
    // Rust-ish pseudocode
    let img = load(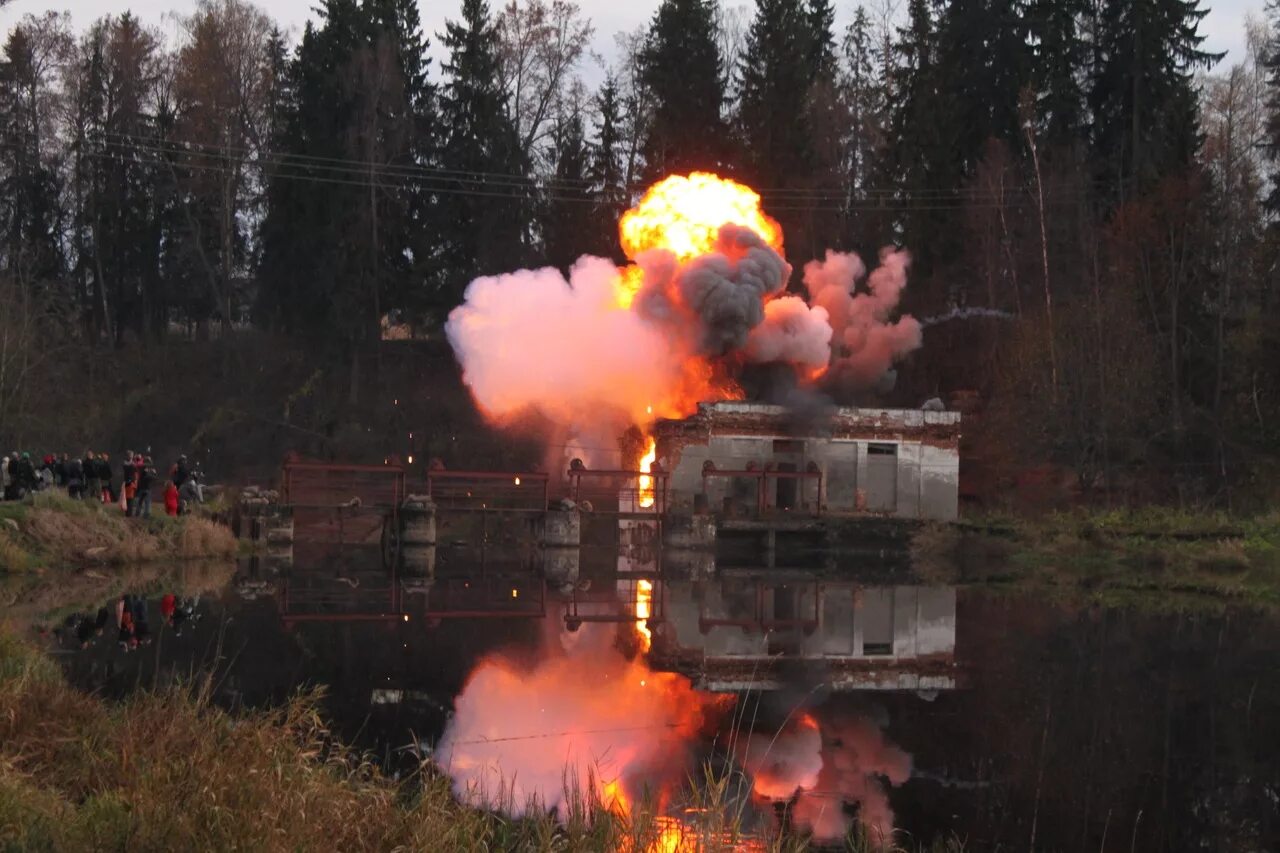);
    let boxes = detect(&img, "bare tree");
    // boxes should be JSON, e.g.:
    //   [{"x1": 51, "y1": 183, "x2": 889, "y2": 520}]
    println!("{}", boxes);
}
[
  {"x1": 494, "y1": 0, "x2": 594, "y2": 165},
  {"x1": 173, "y1": 0, "x2": 276, "y2": 330}
]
